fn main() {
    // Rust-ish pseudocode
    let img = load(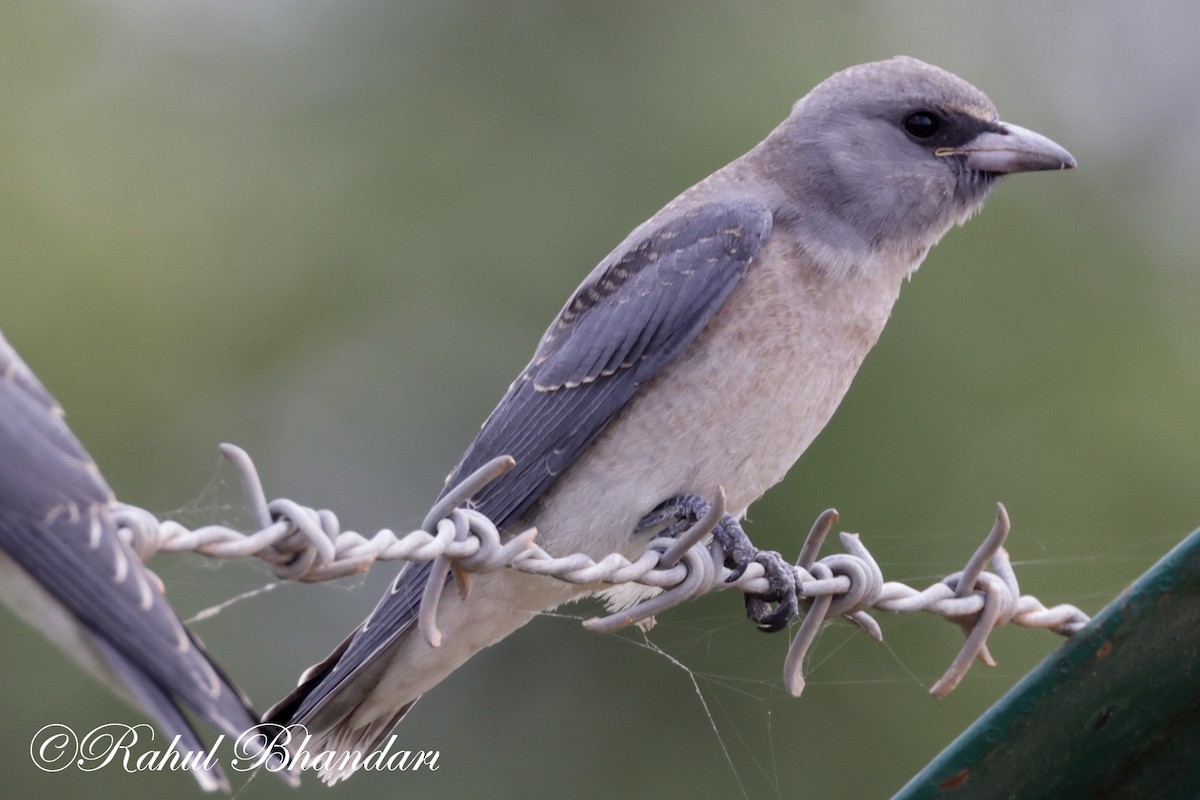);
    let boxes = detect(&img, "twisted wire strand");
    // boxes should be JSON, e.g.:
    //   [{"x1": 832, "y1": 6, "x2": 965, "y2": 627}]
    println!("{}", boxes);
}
[{"x1": 114, "y1": 443, "x2": 1091, "y2": 698}]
